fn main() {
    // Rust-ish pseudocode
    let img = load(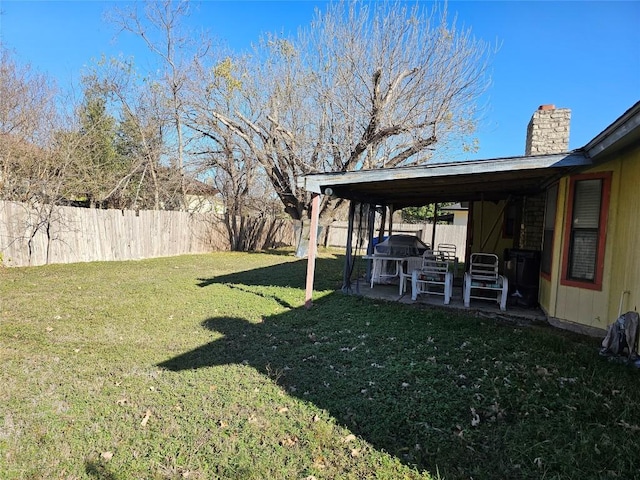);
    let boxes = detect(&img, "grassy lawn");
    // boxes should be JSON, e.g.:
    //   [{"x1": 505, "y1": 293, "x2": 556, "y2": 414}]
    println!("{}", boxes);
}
[{"x1": 1, "y1": 250, "x2": 639, "y2": 479}]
